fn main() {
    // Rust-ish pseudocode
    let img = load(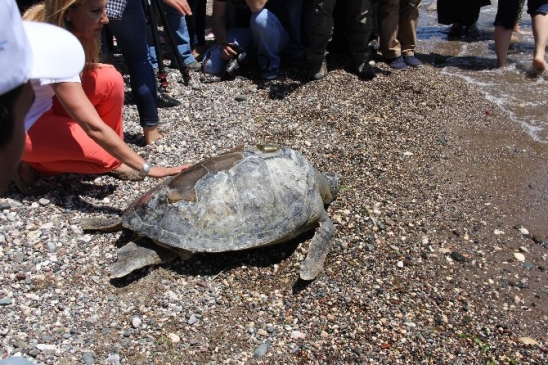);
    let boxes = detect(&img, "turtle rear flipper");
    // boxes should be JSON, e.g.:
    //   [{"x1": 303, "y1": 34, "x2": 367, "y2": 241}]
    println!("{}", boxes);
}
[
  {"x1": 299, "y1": 211, "x2": 334, "y2": 281},
  {"x1": 81, "y1": 217, "x2": 124, "y2": 232},
  {"x1": 110, "y1": 238, "x2": 177, "y2": 279}
]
